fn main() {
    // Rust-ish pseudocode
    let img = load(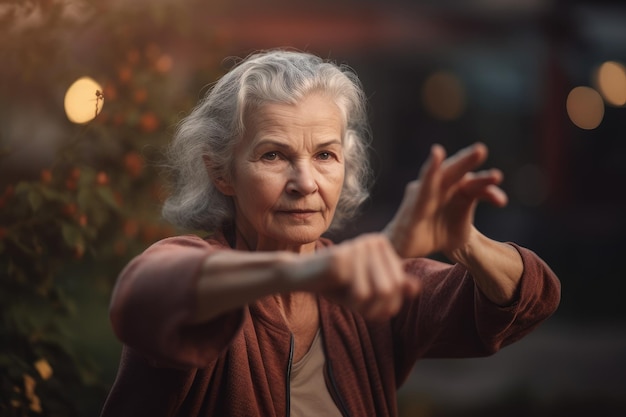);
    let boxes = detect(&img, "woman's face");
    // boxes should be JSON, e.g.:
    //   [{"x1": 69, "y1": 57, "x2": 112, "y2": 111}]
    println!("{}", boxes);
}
[{"x1": 218, "y1": 93, "x2": 345, "y2": 251}]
